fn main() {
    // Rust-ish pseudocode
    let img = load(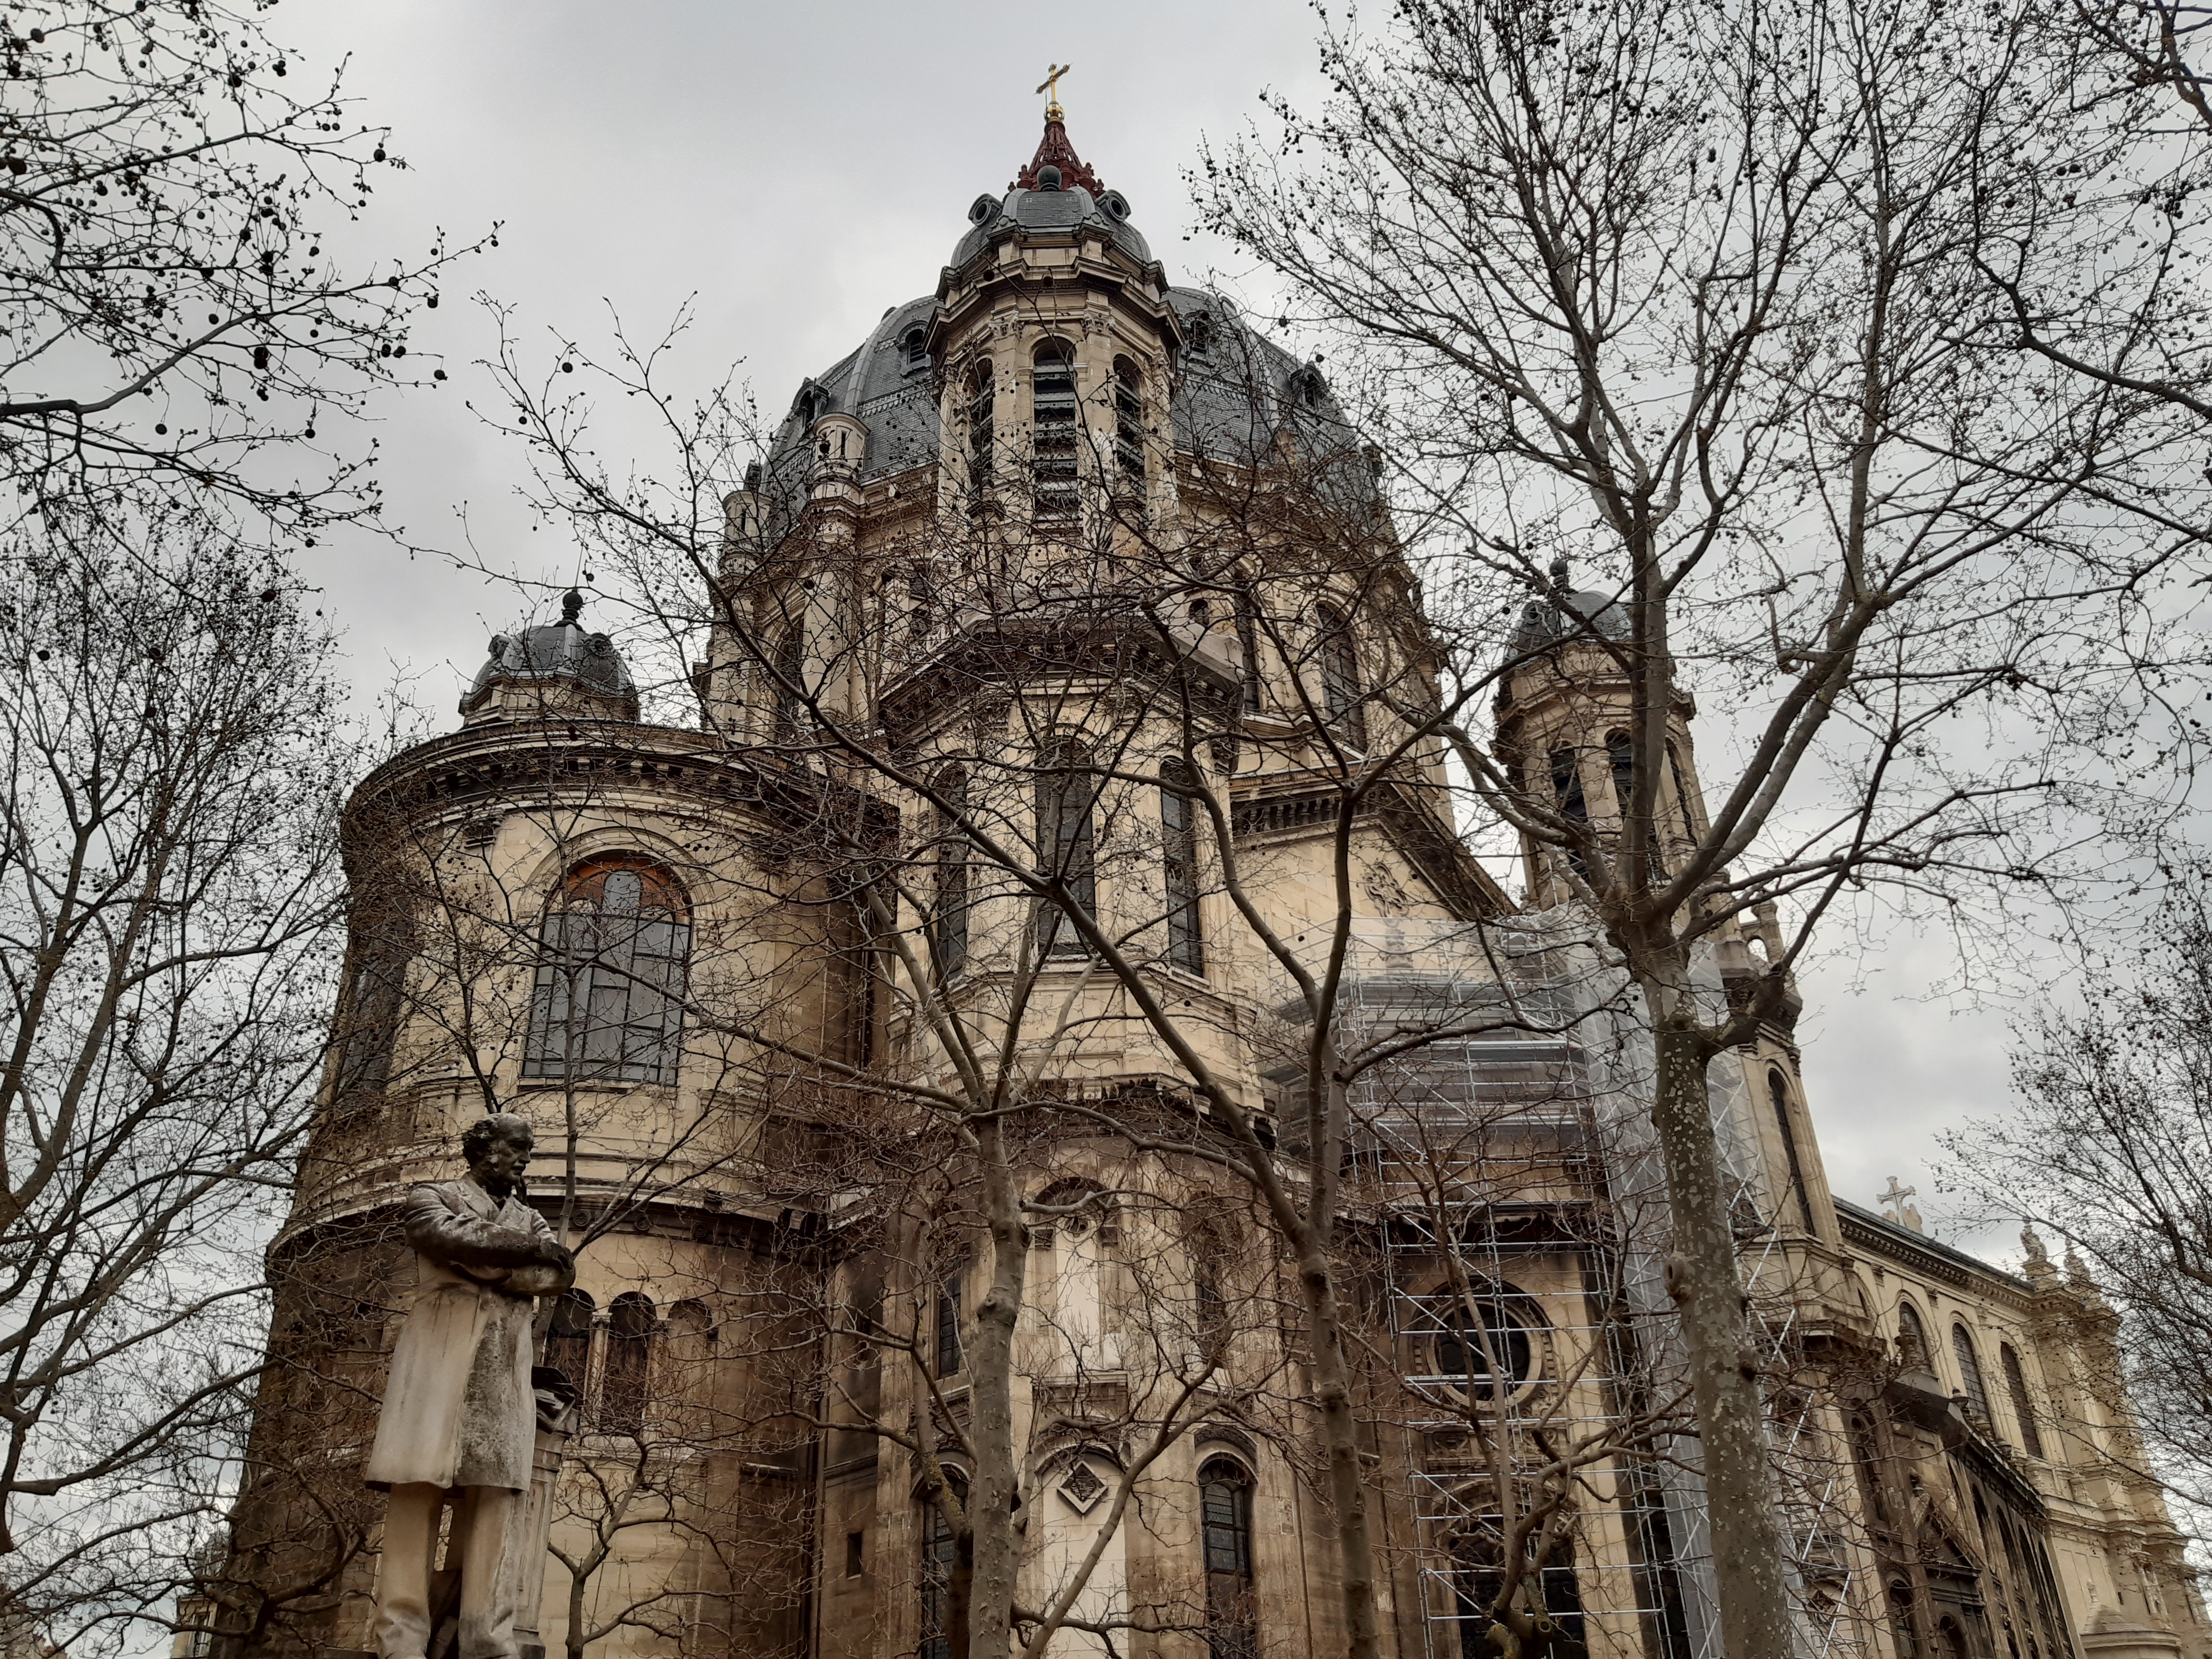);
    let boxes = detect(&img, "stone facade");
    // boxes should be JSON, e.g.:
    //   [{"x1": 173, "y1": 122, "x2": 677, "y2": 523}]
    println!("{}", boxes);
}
[{"x1": 224, "y1": 114, "x2": 2204, "y2": 1659}]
